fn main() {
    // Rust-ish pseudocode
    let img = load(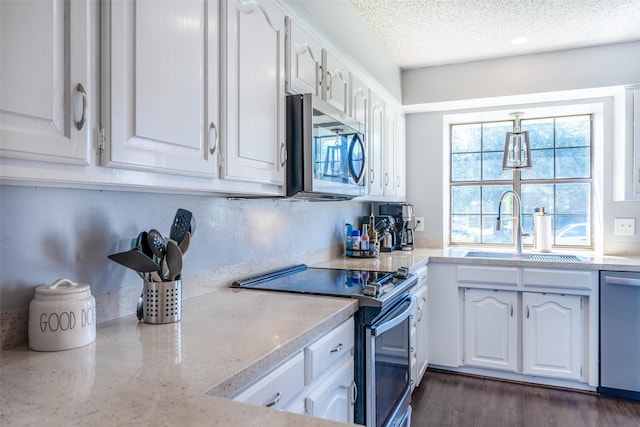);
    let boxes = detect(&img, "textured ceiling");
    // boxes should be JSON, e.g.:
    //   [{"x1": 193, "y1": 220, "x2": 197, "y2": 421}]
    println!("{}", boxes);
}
[{"x1": 350, "y1": 0, "x2": 640, "y2": 69}]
